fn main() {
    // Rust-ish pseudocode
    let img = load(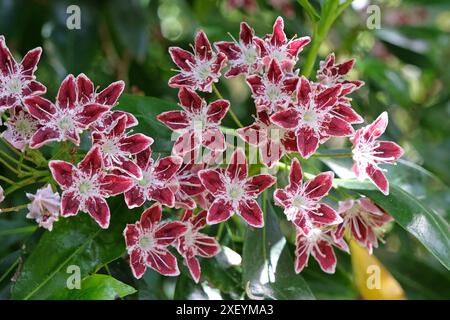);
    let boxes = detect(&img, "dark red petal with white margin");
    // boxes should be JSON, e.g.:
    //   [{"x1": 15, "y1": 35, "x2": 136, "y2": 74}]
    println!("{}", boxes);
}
[
  {"x1": 124, "y1": 224, "x2": 140, "y2": 248},
  {"x1": 119, "y1": 134, "x2": 153, "y2": 154},
  {"x1": 61, "y1": 191, "x2": 80, "y2": 216},
  {"x1": 214, "y1": 41, "x2": 241, "y2": 61},
  {"x1": 286, "y1": 37, "x2": 310, "y2": 57},
  {"x1": 270, "y1": 109, "x2": 301, "y2": 129},
  {"x1": 180, "y1": 175, "x2": 205, "y2": 197},
  {"x1": 226, "y1": 149, "x2": 247, "y2": 181},
  {"x1": 333, "y1": 104, "x2": 363, "y2": 124},
  {"x1": 297, "y1": 77, "x2": 312, "y2": 106},
  {"x1": 25, "y1": 80, "x2": 46, "y2": 95},
  {"x1": 157, "y1": 111, "x2": 190, "y2": 131},
  {"x1": 99, "y1": 174, "x2": 133, "y2": 196},
  {"x1": 198, "y1": 169, "x2": 226, "y2": 195},
  {"x1": 260, "y1": 140, "x2": 283, "y2": 168},
  {"x1": 173, "y1": 131, "x2": 199, "y2": 156},
  {"x1": 154, "y1": 156, "x2": 183, "y2": 181},
  {"x1": 147, "y1": 250, "x2": 180, "y2": 276},
  {"x1": 267, "y1": 59, "x2": 282, "y2": 84},
  {"x1": 296, "y1": 127, "x2": 320, "y2": 159},
  {"x1": 282, "y1": 131, "x2": 298, "y2": 152},
  {"x1": 244, "y1": 174, "x2": 276, "y2": 197},
  {"x1": 273, "y1": 189, "x2": 291, "y2": 208},
  {"x1": 181, "y1": 209, "x2": 194, "y2": 222},
  {"x1": 289, "y1": 158, "x2": 303, "y2": 188},
  {"x1": 76, "y1": 74, "x2": 94, "y2": 104},
  {"x1": 374, "y1": 141, "x2": 404, "y2": 162},
  {"x1": 178, "y1": 87, "x2": 204, "y2": 113},
  {"x1": 195, "y1": 235, "x2": 221, "y2": 257},
  {"x1": 207, "y1": 198, "x2": 233, "y2": 224},
  {"x1": 240, "y1": 22, "x2": 253, "y2": 45},
  {"x1": 57, "y1": 75, "x2": 77, "y2": 109},
  {"x1": 310, "y1": 203, "x2": 341, "y2": 226},
  {"x1": 49, "y1": 160, "x2": 76, "y2": 188},
  {"x1": 325, "y1": 116, "x2": 354, "y2": 137},
  {"x1": 20, "y1": 47, "x2": 42, "y2": 76},
  {"x1": 124, "y1": 186, "x2": 146, "y2": 209},
  {"x1": 140, "y1": 204, "x2": 162, "y2": 229},
  {"x1": 195, "y1": 31, "x2": 213, "y2": 61},
  {"x1": 312, "y1": 241, "x2": 337, "y2": 274},
  {"x1": 203, "y1": 128, "x2": 225, "y2": 151},
  {"x1": 155, "y1": 221, "x2": 187, "y2": 246},
  {"x1": 114, "y1": 156, "x2": 143, "y2": 179},
  {"x1": 168, "y1": 47, "x2": 195, "y2": 71},
  {"x1": 295, "y1": 235, "x2": 310, "y2": 274},
  {"x1": 23, "y1": 96, "x2": 56, "y2": 121},
  {"x1": 30, "y1": 127, "x2": 60, "y2": 149},
  {"x1": 364, "y1": 112, "x2": 388, "y2": 141},
  {"x1": 304, "y1": 171, "x2": 333, "y2": 199},
  {"x1": 236, "y1": 122, "x2": 265, "y2": 146},
  {"x1": 85, "y1": 196, "x2": 110, "y2": 229},
  {"x1": 78, "y1": 147, "x2": 104, "y2": 176},
  {"x1": 76, "y1": 104, "x2": 109, "y2": 126},
  {"x1": 168, "y1": 74, "x2": 196, "y2": 89},
  {"x1": 366, "y1": 164, "x2": 389, "y2": 195},
  {"x1": 0, "y1": 37, "x2": 17, "y2": 74},
  {"x1": 96, "y1": 81, "x2": 125, "y2": 106},
  {"x1": 270, "y1": 17, "x2": 287, "y2": 46},
  {"x1": 246, "y1": 75, "x2": 264, "y2": 96},
  {"x1": 186, "y1": 256, "x2": 201, "y2": 283},
  {"x1": 207, "y1": 100, "x2": 229, "y2": 123},
  {"x1": 130, "y1": 248, "x2": 147, "y2": 279},
  {"x1": 238, "y1": 199, "x2": 264, "y2": 227},
  {"x1": 148, "y1": 187, "x2": 176, "y2": 207},
  {"x1": 211, "y1": 52, "x2": 227, "y2": 74},
  {"x1": 316, "y1": 85, "x2": 341, "y2": 109}
]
